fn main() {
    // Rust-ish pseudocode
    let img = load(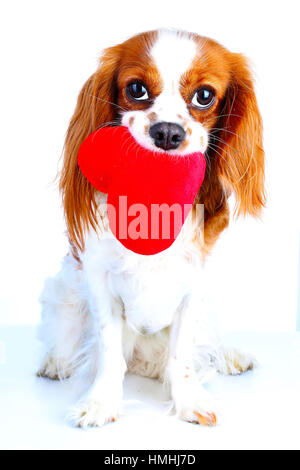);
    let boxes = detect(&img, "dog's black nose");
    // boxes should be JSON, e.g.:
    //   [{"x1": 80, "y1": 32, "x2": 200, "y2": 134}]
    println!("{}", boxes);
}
[{"x1": 149, "y1": 122, "x2": 186, "y2": 150}]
